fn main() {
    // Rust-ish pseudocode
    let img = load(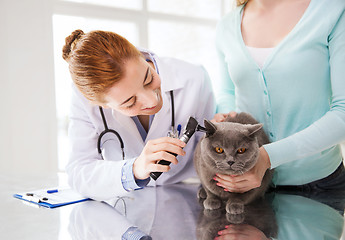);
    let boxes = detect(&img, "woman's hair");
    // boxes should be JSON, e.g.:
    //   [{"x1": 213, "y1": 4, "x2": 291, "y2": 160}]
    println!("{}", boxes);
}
[
  {"x1": 62, "y1": 29, "x2": 142, "y2": 104},
  {"x1": 236, "y1": 0, "x2": 248, "y2": 6}
]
